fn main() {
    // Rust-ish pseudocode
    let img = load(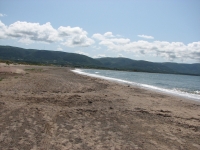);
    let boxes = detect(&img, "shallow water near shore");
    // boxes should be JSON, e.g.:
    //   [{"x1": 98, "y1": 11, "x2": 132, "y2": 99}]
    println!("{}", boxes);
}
[{"x1": 73, "y1": 69, "x2": 200, "y2": 101}]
